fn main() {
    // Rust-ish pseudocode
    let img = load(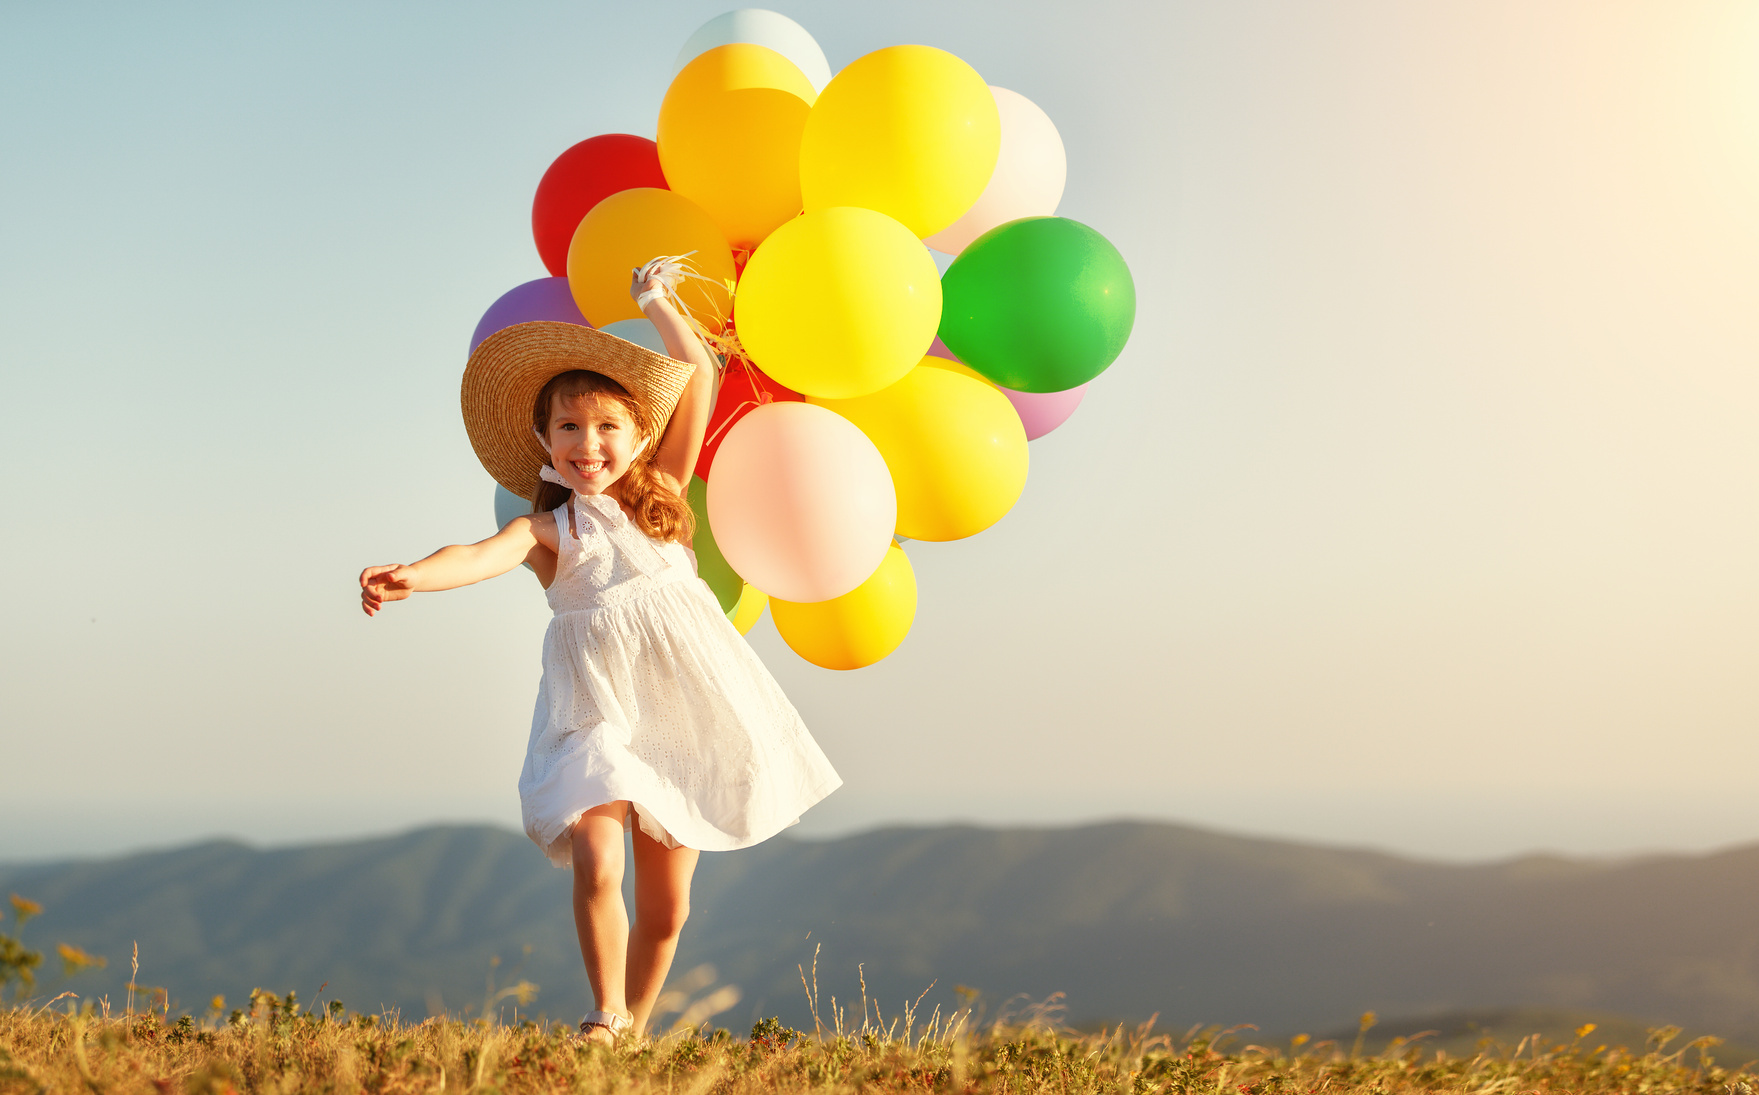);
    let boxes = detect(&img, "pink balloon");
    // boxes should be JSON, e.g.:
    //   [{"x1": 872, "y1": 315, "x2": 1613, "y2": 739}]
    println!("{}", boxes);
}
[
  {"x1": 924, "y1": 87, "x2": 1067, "y2": 255},
  {"x1": 1001, "y1": 382, "x2": 1089, "y2": 440},
  {"x1": 707, "y1": 402, "x2": 897, "y2": 602},
  {"x1": 927, "y1": 337, "x2": 1088, "y2": 440}
]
